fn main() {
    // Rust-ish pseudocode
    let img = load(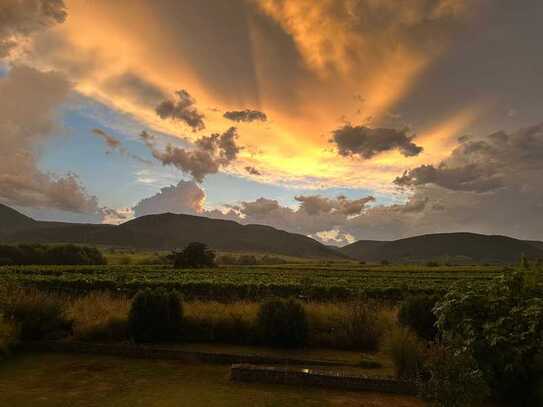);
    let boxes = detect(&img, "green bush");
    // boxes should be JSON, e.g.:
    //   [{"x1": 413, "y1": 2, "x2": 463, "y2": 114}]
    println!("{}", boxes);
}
[
  {"x1": 257, "y1": 299, "x2": 308, "y2": 348},
  {"x1": 418, "y1": 344, "x2": 489, "y2": 407},
  {"x1": 398, "y1": 295, "x2": 440, "y2": 341},
  {"x1": 172, "y1": 242, "x2": 216, "y2": 268},
  {"x1": 128, "y1": 288, "x2": 183, "y2": 343},
  {"x1": 1, "y1": 289, "x2": 72, "y2": 341},
  {"x1": 435, "y1": 271, "x2": 543, "y2": 404},
  {"x1": 387, "y1": 327, "x2": 425, "y2": 380}
]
